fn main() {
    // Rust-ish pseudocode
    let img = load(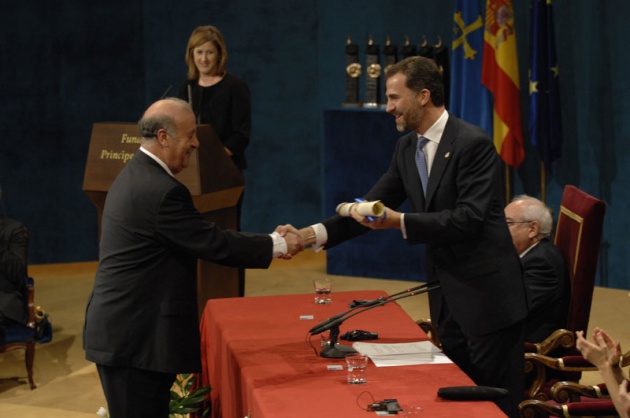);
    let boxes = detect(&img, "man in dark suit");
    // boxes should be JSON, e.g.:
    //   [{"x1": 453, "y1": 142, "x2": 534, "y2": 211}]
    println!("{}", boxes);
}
[
  {"x1": 0, "y1": 216, "x2": 28, "y2": 329},
  {"x1": 291, "y1": 56, "x2": 528, "y2": 417},
  {"x1": 505, "y1": 195, "x2": 570, "y2": 343},
  {"x1": 83, "y1": 98, "x2": 303, "y2": 418}
]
